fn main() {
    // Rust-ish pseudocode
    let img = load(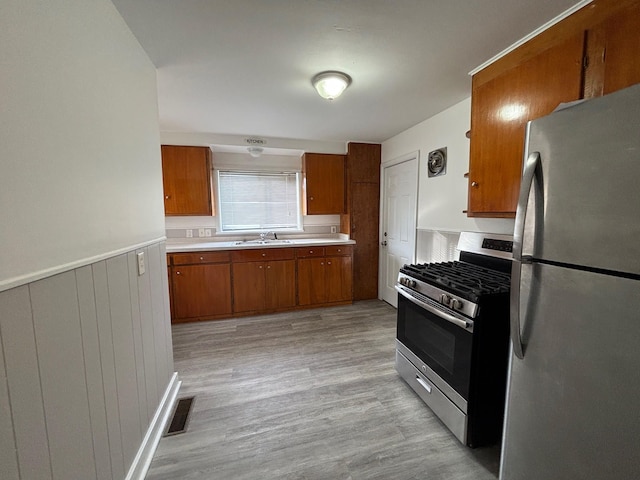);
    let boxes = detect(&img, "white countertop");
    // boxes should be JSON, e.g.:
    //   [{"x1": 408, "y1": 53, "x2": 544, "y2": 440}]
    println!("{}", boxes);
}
[{"x1": 166, "y1": 237, "x2": 356, "y2": 253}]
